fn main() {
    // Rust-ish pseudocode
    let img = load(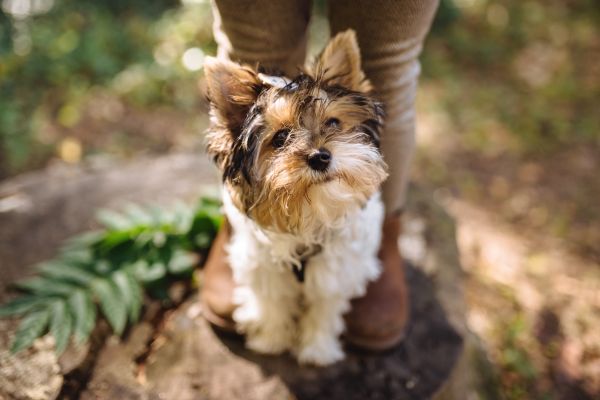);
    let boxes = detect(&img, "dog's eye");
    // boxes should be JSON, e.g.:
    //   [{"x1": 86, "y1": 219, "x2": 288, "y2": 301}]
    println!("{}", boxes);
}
[
  {"x1": 272, "y1": 129, "x2": 290, "y2": 148},
  {"x1": 325, "y1": 117, "x2": 340, "y2": 129}
]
